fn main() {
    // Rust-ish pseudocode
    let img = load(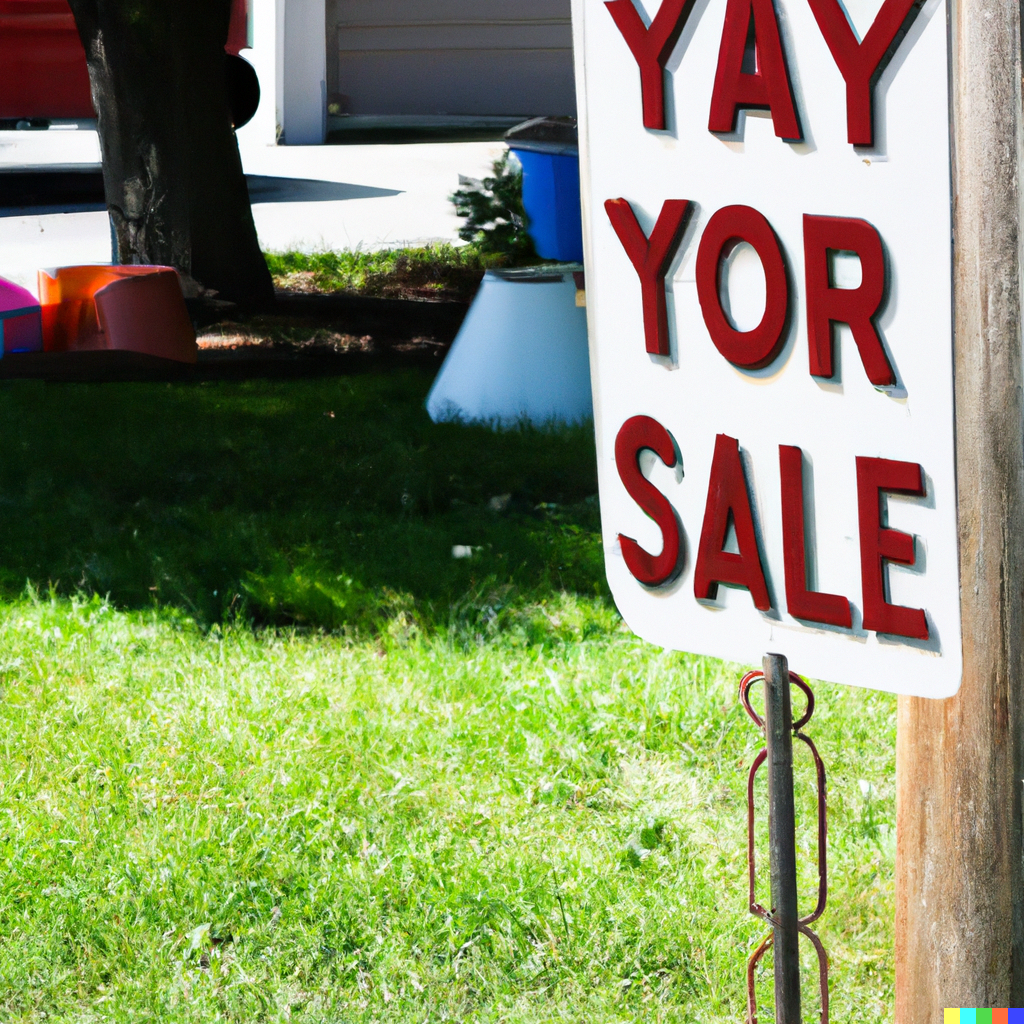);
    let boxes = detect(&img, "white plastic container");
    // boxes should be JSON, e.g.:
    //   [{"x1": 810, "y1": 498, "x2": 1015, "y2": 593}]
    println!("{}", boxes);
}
[{"x1": 426, "y1": 265, "x2": 591, "y2": 427}]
